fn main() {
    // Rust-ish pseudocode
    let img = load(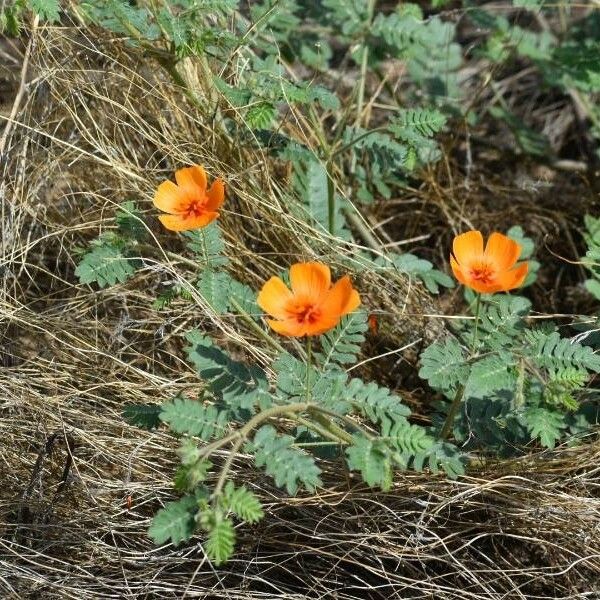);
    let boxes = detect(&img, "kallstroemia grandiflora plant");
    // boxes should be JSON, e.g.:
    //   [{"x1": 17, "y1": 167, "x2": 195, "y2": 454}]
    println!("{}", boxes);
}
[
  {"x1": 420, "y1": 229, "x2": 600, "y2": 454},
  {"x1": 75, "y1": 166, "x2": 600, "y2": 565}
]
